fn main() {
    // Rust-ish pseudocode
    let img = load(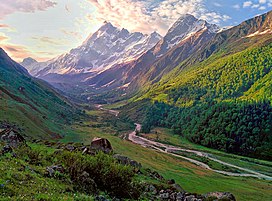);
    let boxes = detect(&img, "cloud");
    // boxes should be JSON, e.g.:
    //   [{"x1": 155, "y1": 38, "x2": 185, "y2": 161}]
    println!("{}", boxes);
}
[
  {"x1": 1, "y1": 42, "x2": 52, "y2": 62},
  {"x1": 213, "y1": 2, "x2": 222, "y2": 7},
  {"x1": 259, "y1": 0, "x2": 267, "y2": 4},
  {"x1": 0, "y1": 33, "x2": 9, "y2": 42},
  {"x1": 243, "y1": 1, "x2": 253, "y2": 7},
  {"x1": 0, "y1": 24, "x2": 9, "y2": 28},
  {"x1": 259, "y1": 5, "x2": 266, "y2": 9},
  {"x1": 2, "y1": 44, "x2": 34, "y2": 61},
  {"x1": 31, "y1": 36, "x2": 68, "y2": 46},
  {"x1": 87, "y1": 0, "x2": 231, "y2": 35},
  {"x1": 0, "y1": 0, "x2": 57, "y2": 19},
  {"x1": 241, "y1": 0, "x2": 271, "y2": 9},
  {"x1": 251, "y1": 4, "x2": 260, "y2": 8},
  {"x1": 233, "y1": 4, "x2": 241, "y2": 9},
  {"x1": 61, "y1": 29, "x2": 82, "y2": 40}
]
